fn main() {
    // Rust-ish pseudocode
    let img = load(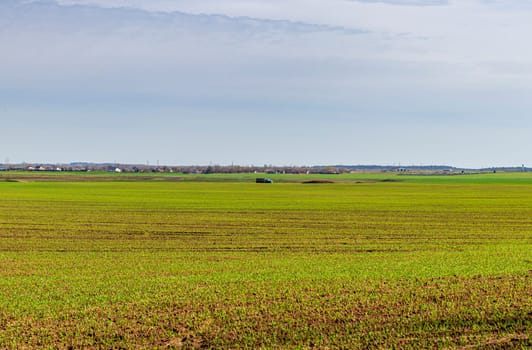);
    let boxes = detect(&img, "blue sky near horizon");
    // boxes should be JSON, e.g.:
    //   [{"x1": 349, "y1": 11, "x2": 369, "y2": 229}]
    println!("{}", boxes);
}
[{"x1": 1, "y1": 0, "x2": 532, "y2": 167}]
